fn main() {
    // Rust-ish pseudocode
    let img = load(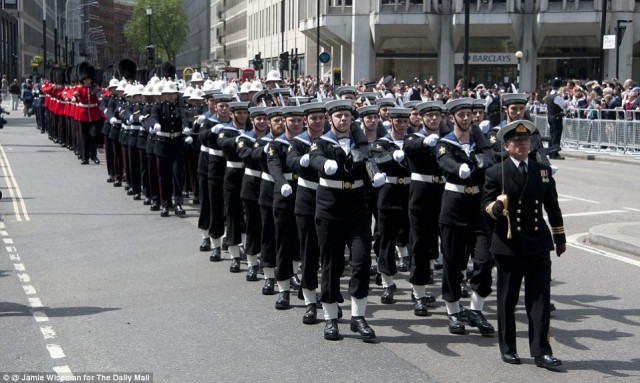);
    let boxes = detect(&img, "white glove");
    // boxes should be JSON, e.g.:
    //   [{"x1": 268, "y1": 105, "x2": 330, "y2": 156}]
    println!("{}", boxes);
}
[
  {"x1": 299, "y1": 153, "x2": 310, "y2": 167},
  {"x1": 263, "y1": 143, "x2": 269, "y2": 154},
  {"x1": 153, "y1": 123, "x2": 161, "y2": 133},
  {"x1": 393, "y1": 150, "x2": 405, "y2": 163},
  {"x1": 372, "y1": 173, "x2": 386, "y2": 188},
  {"x1": 103, "y1": 108, "x2": 108, "y2": 114},
  {"x1": 185, "y1": 136, "x2": 193, "y2": 144},
  {"x1": 196, "y1": 115, "x2": 206, "y2": 124},
  {"x1": 211, "y1": 124, "x2": 223, "y2": 134},
  {"x1": 128, "y1": 116, "x2": 133, "y2": 124},
  {"x1": 109, "y1": 117, "x2": 118, "y2": 125},
  {"x1": 182, "y1": 127, "x2": 192, "y2": 135},
  {"x1": 423, "y1": 134, "x2": 439, "y2": 147},
  {"x1": 324, "y1": 160, "x2": 338, "y2": 175},
  {"x1": 139, "y1": 115, "x2": 146, "y2": 122},
  {"x1": 550, "y1": 165, "x2": 559, "y2": 175},
  {"x1": 382, "y1": 120, "x2": 391, "y2": 130},
  {"x1": 459, "y1": 163, "x2": 471, "y2": 179},
  {"x1": 280, "y1": 184, "x2": 292, "y2": 197}
]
